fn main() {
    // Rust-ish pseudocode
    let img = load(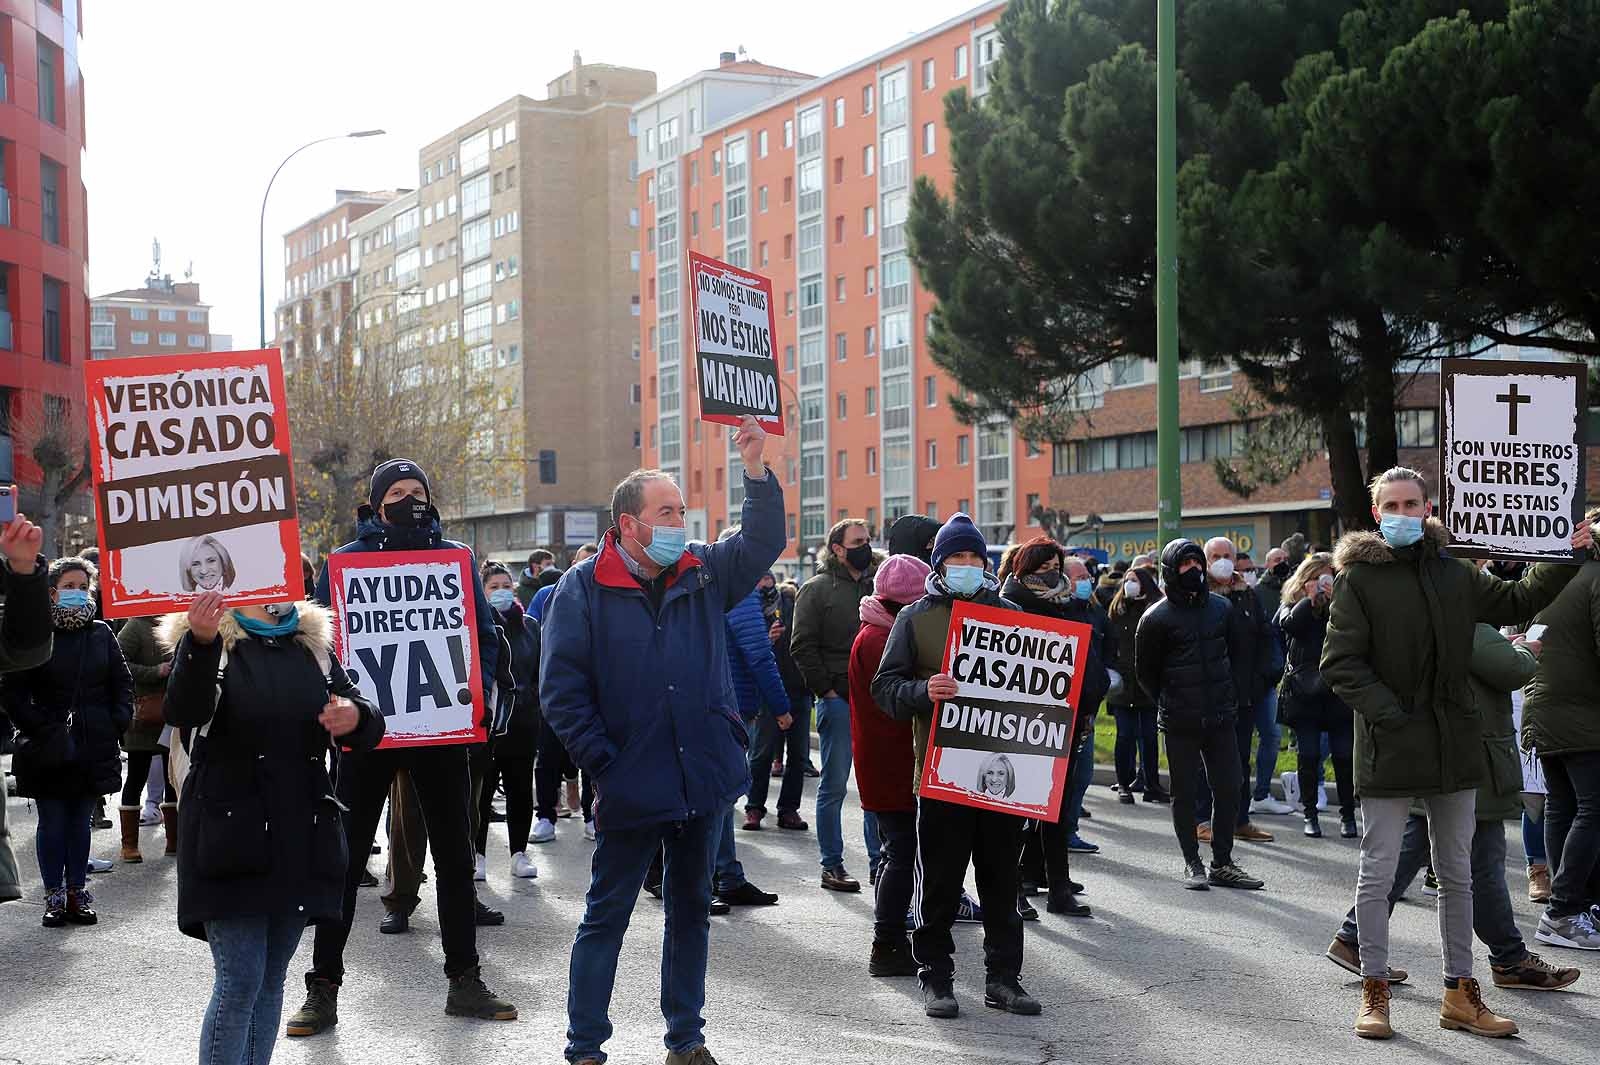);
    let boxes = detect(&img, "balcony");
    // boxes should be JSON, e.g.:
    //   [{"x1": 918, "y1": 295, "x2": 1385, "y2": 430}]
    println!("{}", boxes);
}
[
  {"x1": 657, "y1": 187, "x2": 678, "y2": 214},
  {"x1": 881, "y1": 160, "x2": 908, "y2": 190},
  {"x1": 726, "y1": 215, "x2": 747, "y2": 242},
  {"x1": 798, "y1": 131, "x2": 822, "y2": 157},
  {"x1": 726, "y1": 161, "x2": 747, "y2": 188},
  {"x1": 800, "y1": 305, "x2": 824, "y2": 331},
  {"x1": 881, "y1": 283, "x2": 910, "y2": 310},
  {"x1": 884, "y1": 405, "x2": 910, "y2": 431},
  {"x1": 882, "y1": 344, "x2": 911, "y2": 370},
  {"x1": 799, "y1": 247, "x2": 822, "y2": 275},
  {"x1": 881, "y1": 224, "x2": 906, "y2": 252},
  {"x1": 798, "y1": 189, "x2": 822, "y2": 217},
  {"x1": 881, "y1": 97, "x2": 907, "y2": 128}
]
